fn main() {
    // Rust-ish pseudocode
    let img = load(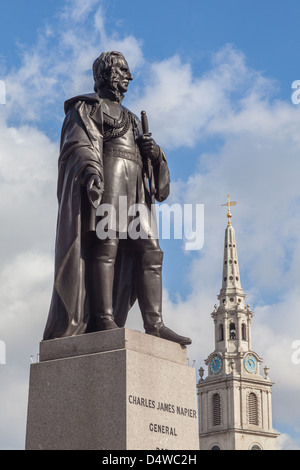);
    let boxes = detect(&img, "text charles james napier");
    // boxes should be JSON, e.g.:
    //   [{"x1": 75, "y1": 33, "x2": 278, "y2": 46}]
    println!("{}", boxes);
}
[{"x1": 128, "y1": 394, "x2": 197, "y2": 418}]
